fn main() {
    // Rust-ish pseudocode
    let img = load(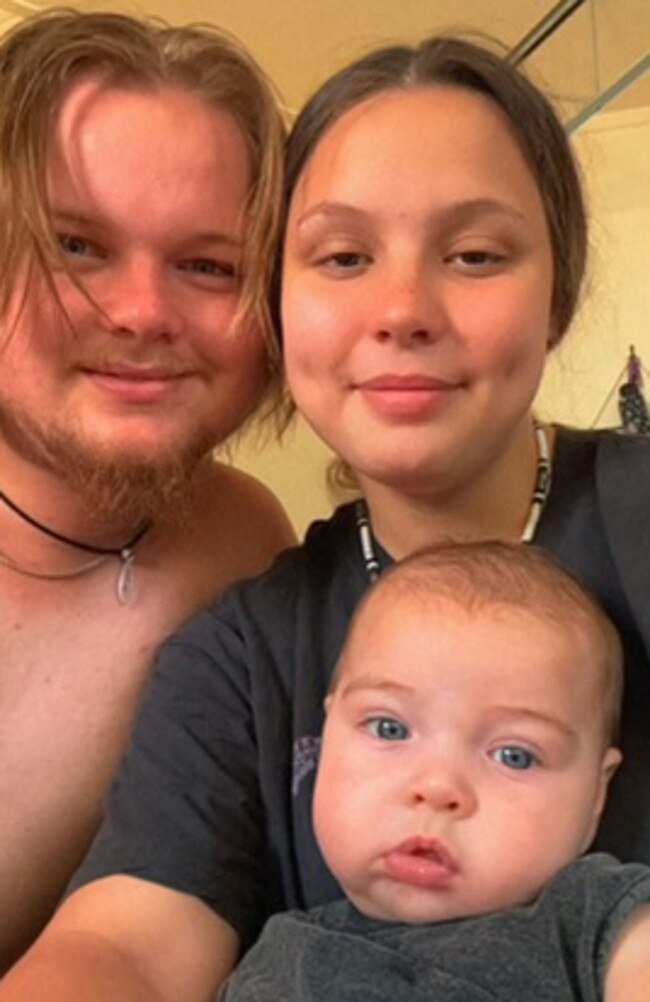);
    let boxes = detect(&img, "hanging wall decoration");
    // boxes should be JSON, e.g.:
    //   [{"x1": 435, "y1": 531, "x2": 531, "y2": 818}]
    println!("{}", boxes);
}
[{"x1": 618, "y1": 346, "x2": 650, "y2": 435}]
